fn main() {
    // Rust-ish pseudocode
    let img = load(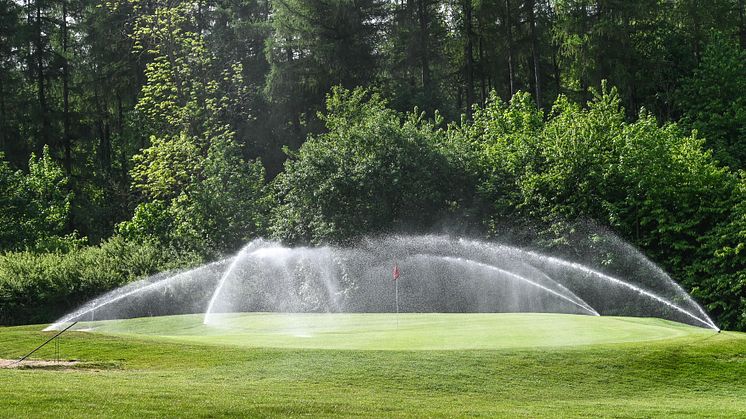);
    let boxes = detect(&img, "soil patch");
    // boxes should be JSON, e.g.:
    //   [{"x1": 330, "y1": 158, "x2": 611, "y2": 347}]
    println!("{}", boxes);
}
[{"x1": 0, "y1": 358, "x2": 79, "y2": 369}]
